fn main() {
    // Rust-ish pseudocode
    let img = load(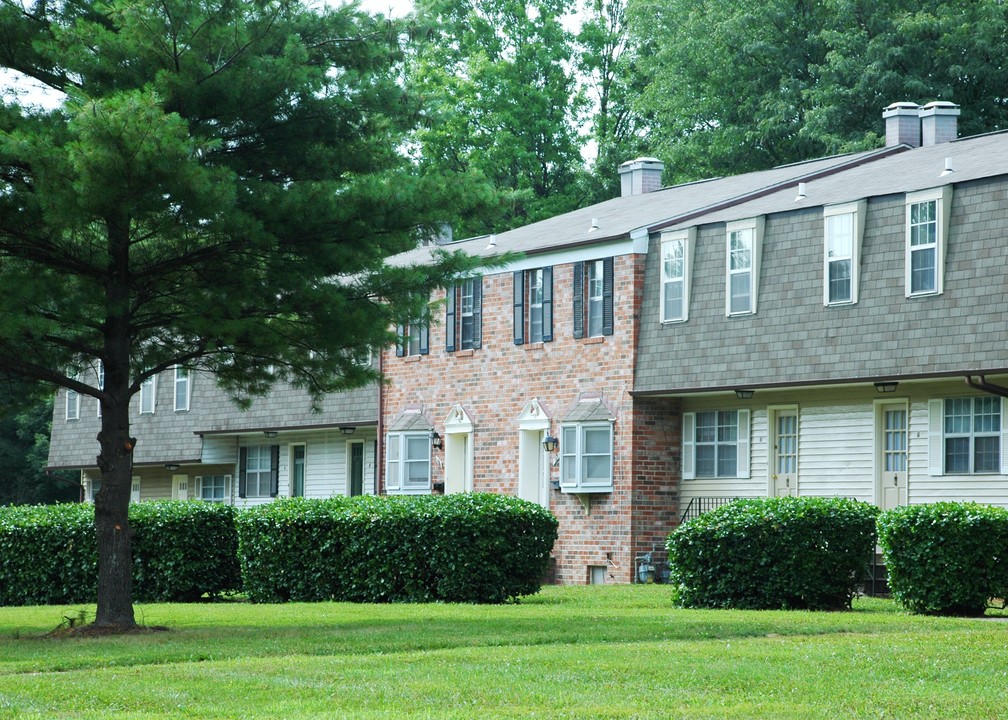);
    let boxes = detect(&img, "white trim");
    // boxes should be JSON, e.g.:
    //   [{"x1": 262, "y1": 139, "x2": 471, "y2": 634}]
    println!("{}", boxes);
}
[
  {"x1": 518, "y1": 398, "x2": 551, "y2": 432},
  {"x1": 737, "y1": 408, "x2": 751, "y2": 480},
  {"x1": 173, "y1": 366, "x2": 191, "y2": 412},
  {"x1": 682, "y1": 412, "x2": 695, "y2": 480},
  {"x1": 558, "y1": 420, "x2": 614, "y2": 493},
  {"x1": 385, "y1": 431, "x2": 431, "y2": 495},
  {"x1": 905, "y1": 186, "x2": 952, "y2": 298},
  {"x1": 495, "y1": 238, "x2": 636, "y2": 274},
  {"x1": 659, "y1": 228, "x2": 695, "y2": 323},
  {"x1": 289, "y1": 442, "x2": 307, "y2": 497},
  {"x1": 823, "y1": 199, "x2": 866, "y2": 306},
  {"x1": 346, "y1": 439, "x2": 366, "y2": 496},
  {"x1": 928, "y1": 399, "x2": 944, "y2": 476},
  {"x1": 139, "y1": 375, "x2": 156, "y2": 414},
  {"x1": 65, "y1": 386, "x2": 80, "y2": 421},
  {"x1": 725, "y1": 217, "x2": 764, "y2": 316}
]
